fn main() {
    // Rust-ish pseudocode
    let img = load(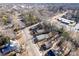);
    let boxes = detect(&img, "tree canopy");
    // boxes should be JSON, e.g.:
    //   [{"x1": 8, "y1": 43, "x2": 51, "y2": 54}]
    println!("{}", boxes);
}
[
  {"x1": 2, "y1": 15, "x2": 8, "y2": 25},
  {"x1": 0, "y1": 35, "x2": 10, "y2": 48}
]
